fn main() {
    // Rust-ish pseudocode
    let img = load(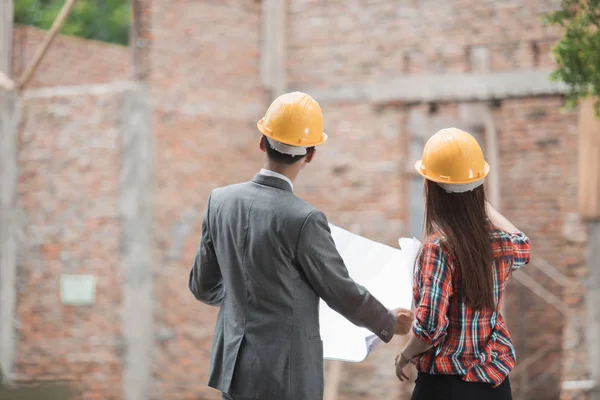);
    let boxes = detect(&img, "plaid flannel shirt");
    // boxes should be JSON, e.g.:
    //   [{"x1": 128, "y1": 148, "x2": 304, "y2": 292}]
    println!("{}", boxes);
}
[{"x1": 411, "y1": 227, "x2": 531, "y2": 387}]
